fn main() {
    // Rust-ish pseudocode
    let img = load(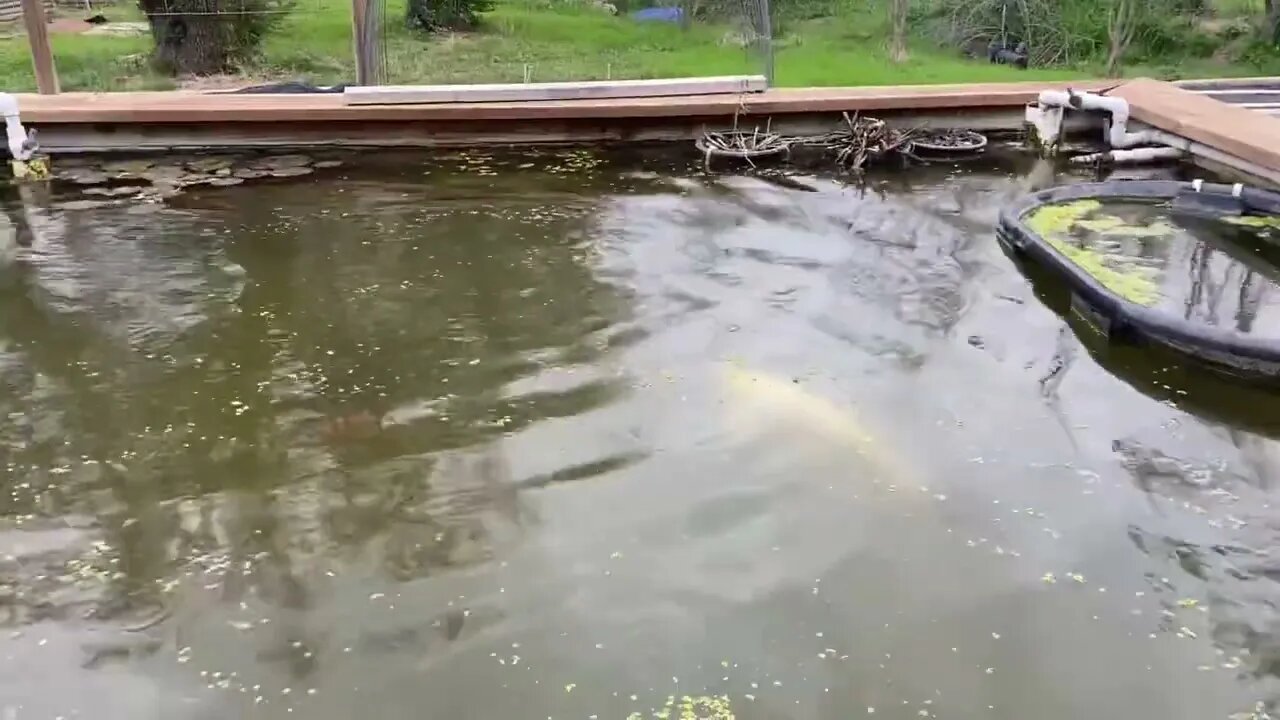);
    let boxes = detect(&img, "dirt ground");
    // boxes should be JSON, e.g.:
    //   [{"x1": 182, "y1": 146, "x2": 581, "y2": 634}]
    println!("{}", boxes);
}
[{"x1": 176, "y1": 73, "x2": 278, "y2": 91}]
